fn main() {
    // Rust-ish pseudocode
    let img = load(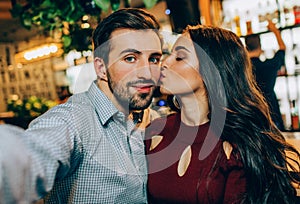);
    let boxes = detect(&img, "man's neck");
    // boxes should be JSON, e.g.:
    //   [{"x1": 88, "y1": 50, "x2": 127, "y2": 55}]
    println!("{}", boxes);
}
[
  {"x1": 248, "y1": 49, "x2": 262, "y2": 58},
  {"x1": 97, "y1": 79, "x2": 131, "y2": 116}
]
